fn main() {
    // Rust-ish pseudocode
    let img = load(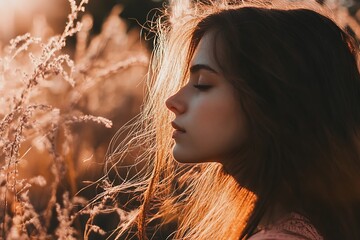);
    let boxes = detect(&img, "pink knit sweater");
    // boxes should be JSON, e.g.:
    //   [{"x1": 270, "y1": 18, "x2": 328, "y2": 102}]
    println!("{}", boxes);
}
[{"x1": 248, "y1": 213, "x2": 323, "y2": 240}]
